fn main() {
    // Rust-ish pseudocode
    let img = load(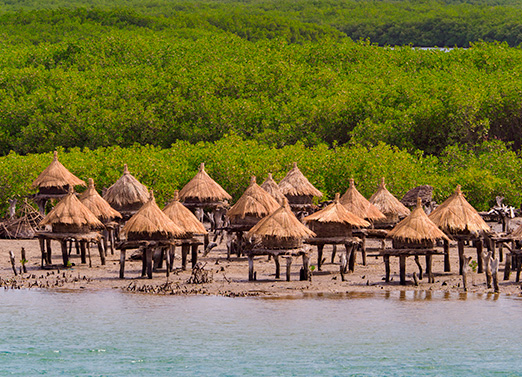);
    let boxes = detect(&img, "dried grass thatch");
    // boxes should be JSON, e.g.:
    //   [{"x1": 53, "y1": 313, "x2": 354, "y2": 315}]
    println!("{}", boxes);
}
[
  {"x1": 32, "y1": 151, "x2": 86, "y2": 190},
  {"x1": 103, "y1": 164, "x2": 149, "y2": 212},
  {"x1": 260, "y1": 173, "x2": 286, "y2": 205},
  {"x1": 339, "y1": 179, "x2": 386, "y2": 222},
  {"x1": 179, "y1": 163, "x2": 232, "y2": 203},
  {"x1": 401, "y1": 185, "x2": 434, "y2": 207},
  {"x1": 247, "y1": 200, "x2": 315, "y2": 248},
  {"x1": 40, "y1": 191, "x2": 103, "y2": 232},
  {"x1": 227, "y1": 176, "x2": 280, "y2": 222},
  {"x1": 278, "y1": 162, "x2": 323, "y2": 198},
  {"x1": 428, "y1": 185, "x2": 490, "y2": 235},
  {"x1": 80, "y1": 178, "x2": 122, "y2": 222},
  {"x1": 163, "y1": 191, "x2": 207, "y2": 235},
  {"x1": 388, "y1": 198, "x2": 449, "y2": 245},
  {"x1": 122, "y1": 191, "x2": 187, "y2": 241},
  {"x1": 369, "y1": 177, "x2": 411, "y2": 220},
  {"x1": 303, "y1": 193, "x2": 370, "y2": 228}
]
